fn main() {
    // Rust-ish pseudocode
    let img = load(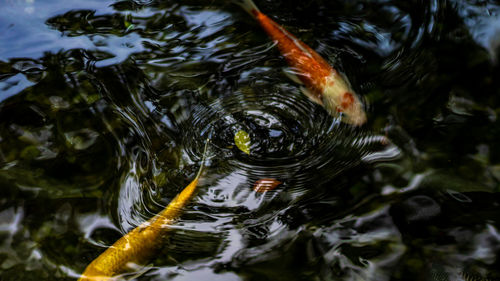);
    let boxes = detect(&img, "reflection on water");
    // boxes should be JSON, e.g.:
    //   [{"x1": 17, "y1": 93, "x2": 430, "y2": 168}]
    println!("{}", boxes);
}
[{"x1": 0, "y1": 0, "x2": 499, "y2": 280}]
